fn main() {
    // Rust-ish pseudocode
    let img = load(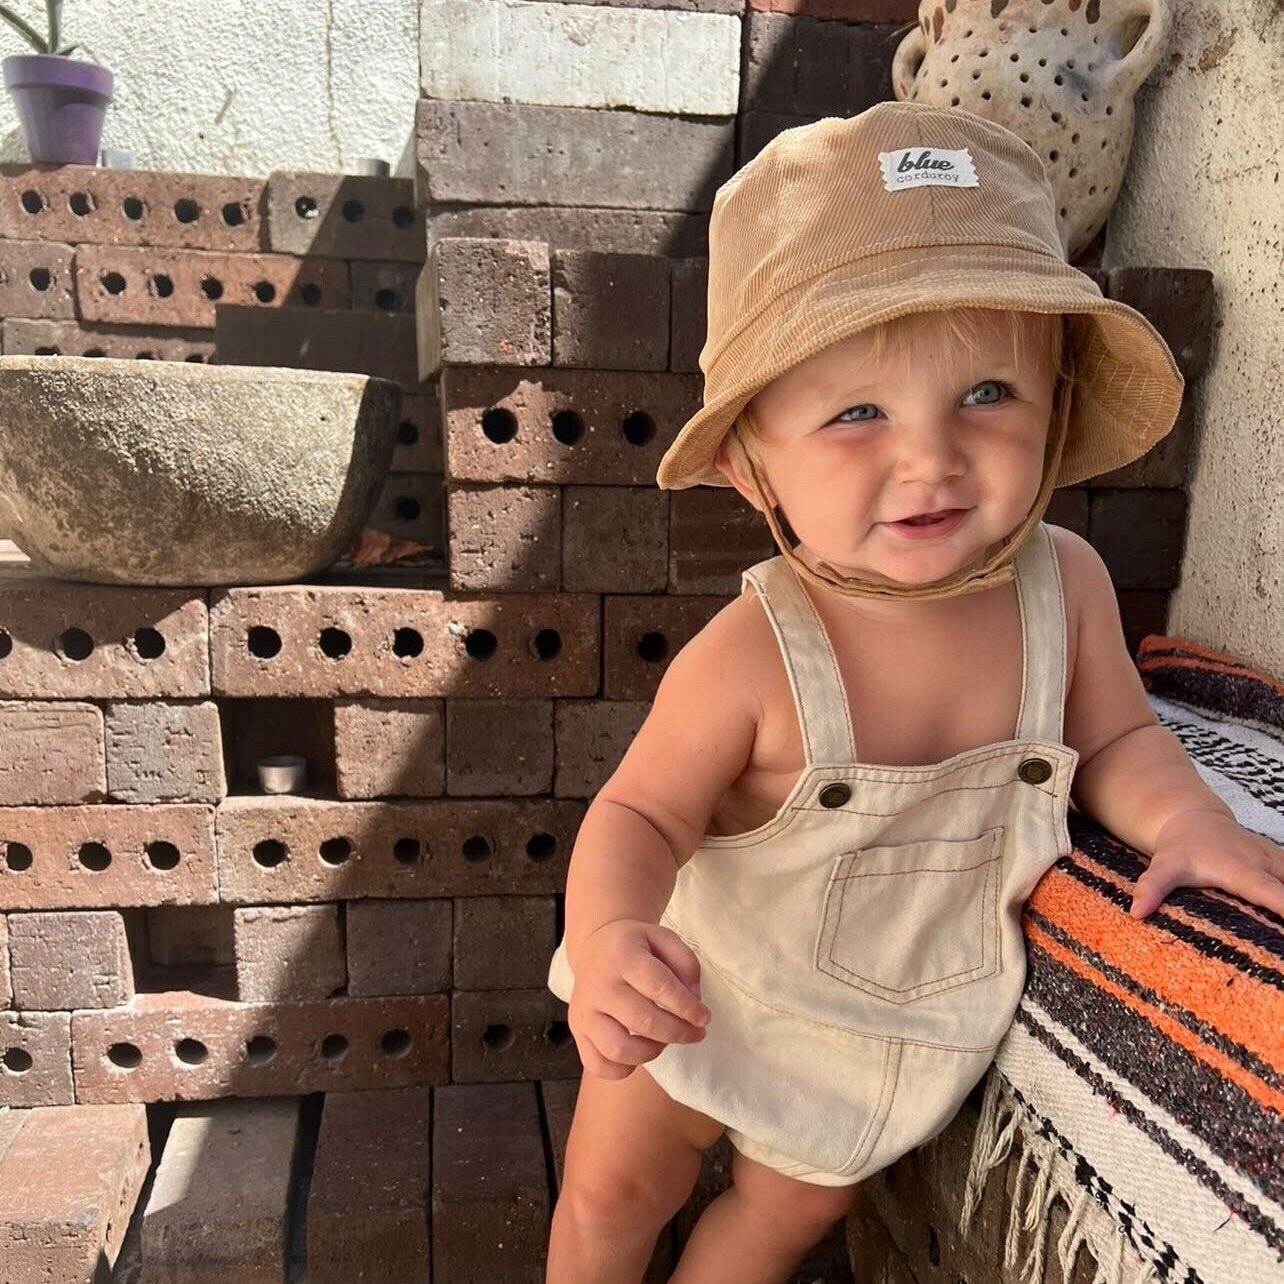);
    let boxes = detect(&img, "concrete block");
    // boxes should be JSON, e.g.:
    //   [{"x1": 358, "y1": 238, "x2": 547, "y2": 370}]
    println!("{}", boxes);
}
[
  {"x1": 416, "y1": 98, "x2": 734, "y2": 211},
  {"x1": 146, "y1": 904, "x2": 235, "y2": 966},
  {"x1": 454, "y1": 896, "x2": 557, "y2": 990},
  {"x1": 669, "y1": 485, "x2": 777, "y2": 593},
  {"x1": 233, "y1": 904, "x2": 345, "y2": 1003},
  {"x1": 554, "y1": 700, "x2": 650, "y2": 797},
  {"x1": 0, "y1": 700, "x2": 107, "y2": 804},
  {"x1": 71, "y1": 989, "x2": 450, "y2": 1102},
  {"x1": 1088, "y1": 490, "x2": 1187, "y2": 591},
  {"x1": 264, "y1": 172, "x2": 420, "y2": 261},
  {"x1": 366, "y1": 471, "x2": 445, "y2": 552},
  {"x1": 604, "y1": 593, "x2": 732, "y2": 699},
  {"x1": 0, "y1": 803, "x2": 218, "y2": 910},
  {"x1": 446, "y1": 698, "x2": 555, "y2": 796},
  {"x1": 0, "y1": 1010, "x2": 74, "y2": 1105},
  {"x1": 669, "y1": 256, "x2": 708, "y2": 373},
  {"x1": 334, "y1": 698, "x2": 446, "y2": 799},
  {"x1": 427, "y1": 204, "x2": 709, "y2": 256},
  {"x1": 563, "y1": 485, "x2": 669, "y2": 591},
  {"x1": 1, "y1": 315, "x2": 216, "y2": 361},
  {"x1": 1106, "y1": 267, "x2": 1215, "y2": 380},
  {"x1": 552, "y1": 249, "x2": 670, "y2": 370},
  {"x1": 104, "y1": 699, "x2": 226, "y2": 803},
  {"x1": 421, "y1": 0, "x2": 740, "y2": 115},
  {"x1": 346, "y1": 898, "x2": 452, "y2": 996},
  {"x1": 0, "y1": 239, "x2": 76, "y2": 318},
  {"x1": 444, "y1": 365, "x2": 700, "y2": 484},
  {"x1": 208, "y1": 585, "x2": 599, "y2": 698},
  {"x1": 451, "y1": 989, "x2": 580, "y2": 1082},
  {"x1": 447, "y1": 483, "x2": 562, "y2": 592},
  {"x1": 8, "y1": 910, "x2": 134, "y2": 1011},
  {"x1": 349, "y1": 258, "x2": 418, "y2": 312},
  {"x1": 214, "y1": 796, "x2": 581, "y2": 903},
  {"x1": 392, "y1": 387, "x2": 443, "y2": 473}
]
